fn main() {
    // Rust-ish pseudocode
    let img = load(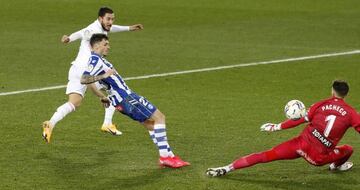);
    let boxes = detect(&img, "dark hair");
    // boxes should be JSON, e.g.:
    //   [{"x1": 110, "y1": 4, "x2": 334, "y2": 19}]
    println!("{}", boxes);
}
[
  {"x1": 90, "y1": 33, "x2": 108, "y2": 47},
  {"x1": 98, "y1": 7, "x2": 113, "y2": 17},
  {"x1": 332, "y1": 80, "x2": 349, "y2": 98}
]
